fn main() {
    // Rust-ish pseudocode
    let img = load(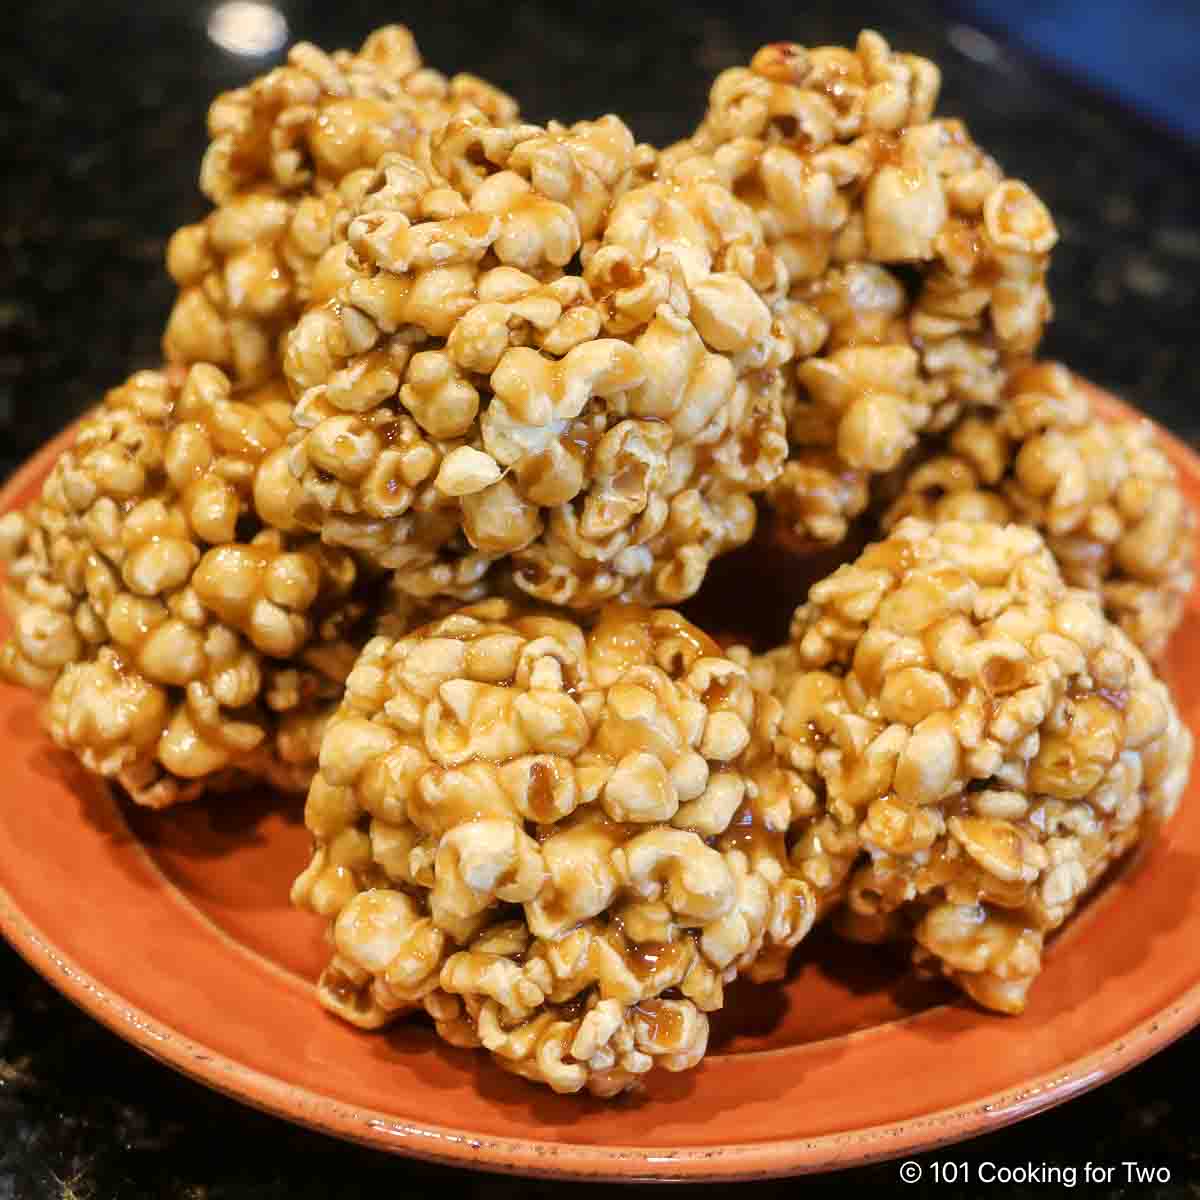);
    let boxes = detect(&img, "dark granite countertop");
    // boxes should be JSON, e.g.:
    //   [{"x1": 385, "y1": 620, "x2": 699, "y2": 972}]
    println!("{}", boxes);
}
[{"x1": 1, "y1": 2, "x2": 1198, "y2": 1196}]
